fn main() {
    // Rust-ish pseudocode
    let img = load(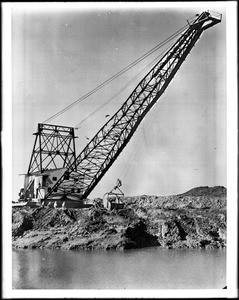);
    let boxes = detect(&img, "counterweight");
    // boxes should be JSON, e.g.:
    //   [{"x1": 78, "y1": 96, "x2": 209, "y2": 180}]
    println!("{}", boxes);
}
[{"x1": 45, "y1": 11, "x2": 221, "y2": 200}]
